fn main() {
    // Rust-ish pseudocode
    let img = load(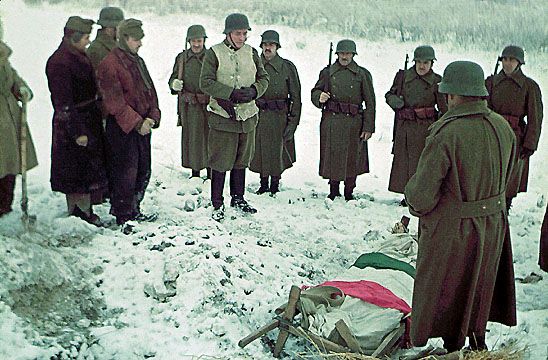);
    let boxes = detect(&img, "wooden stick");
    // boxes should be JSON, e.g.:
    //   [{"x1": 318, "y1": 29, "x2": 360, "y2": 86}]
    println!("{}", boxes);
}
[
  {"x1": 238, "y1": 320, "x2": 279, "y2": 348},
  {"x1": 334, "y1": 319, "x2": 362, "y2": 353},
  {"x1": 273, "y1": 285, "x2": 300, "y2": 357},
  {"x1": 371, "y1": 322, "x2": 405, "y2": 357}
]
